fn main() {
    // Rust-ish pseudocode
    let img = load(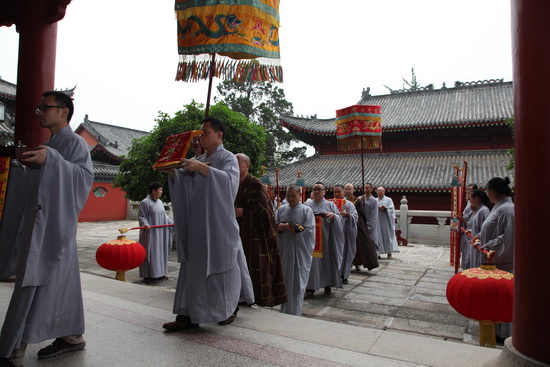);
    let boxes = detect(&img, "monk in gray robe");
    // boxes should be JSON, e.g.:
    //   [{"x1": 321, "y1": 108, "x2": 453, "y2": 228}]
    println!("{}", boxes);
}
[
  {"x1": 376, "y1": 187, "x2": 399, "y2": 258},
  {"x1": 465, "y1": 189, "x2": 490, "y2": 268},
  {"x1": 275, "y1": 185, "x2": 315, "y2": 315},
  {"x1": 477, "y1": 177, "x2": 514, "y2": 340},
  {"x1": 304, "y1": 182, "x2": 344, "y2": 297},
  {"x1": 138, "y1": 182, "x2": 174, "y2": 282},
  {"x1": 333, "y1": 185, "x2": 358, "y2": 284},
  {"x1": 0, "y1": 91, "x2": 93, "y2": 366},
  {"x1": 162, "y1": 117, "x2": 254, "y2": 331},
  {"x1": 460, "y1": 184, "x2": 477, "y2": 269}
]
